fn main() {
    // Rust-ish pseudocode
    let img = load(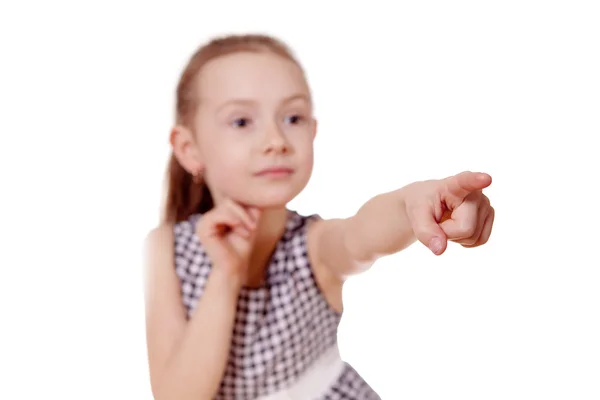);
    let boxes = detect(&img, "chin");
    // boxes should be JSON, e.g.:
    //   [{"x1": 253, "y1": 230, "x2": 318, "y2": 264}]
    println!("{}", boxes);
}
[
  {"x1": 222, "y1": 173, "x2": 311, "y2": 209},
  {"x1": 249, "y1": 193, "x2": 296, "y2": 209},
  {"x1": 233, "y1": 186, "x2": 303, "y2": 210}
]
